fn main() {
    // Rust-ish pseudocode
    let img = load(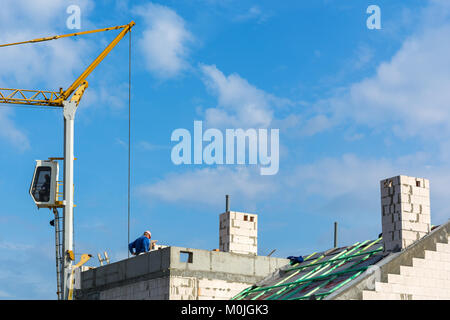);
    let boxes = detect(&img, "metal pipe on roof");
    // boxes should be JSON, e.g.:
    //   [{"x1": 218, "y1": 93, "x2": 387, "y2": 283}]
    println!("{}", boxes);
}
[{"x1": 334, "y1": 222, "x2": 338, "y2": 248}]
